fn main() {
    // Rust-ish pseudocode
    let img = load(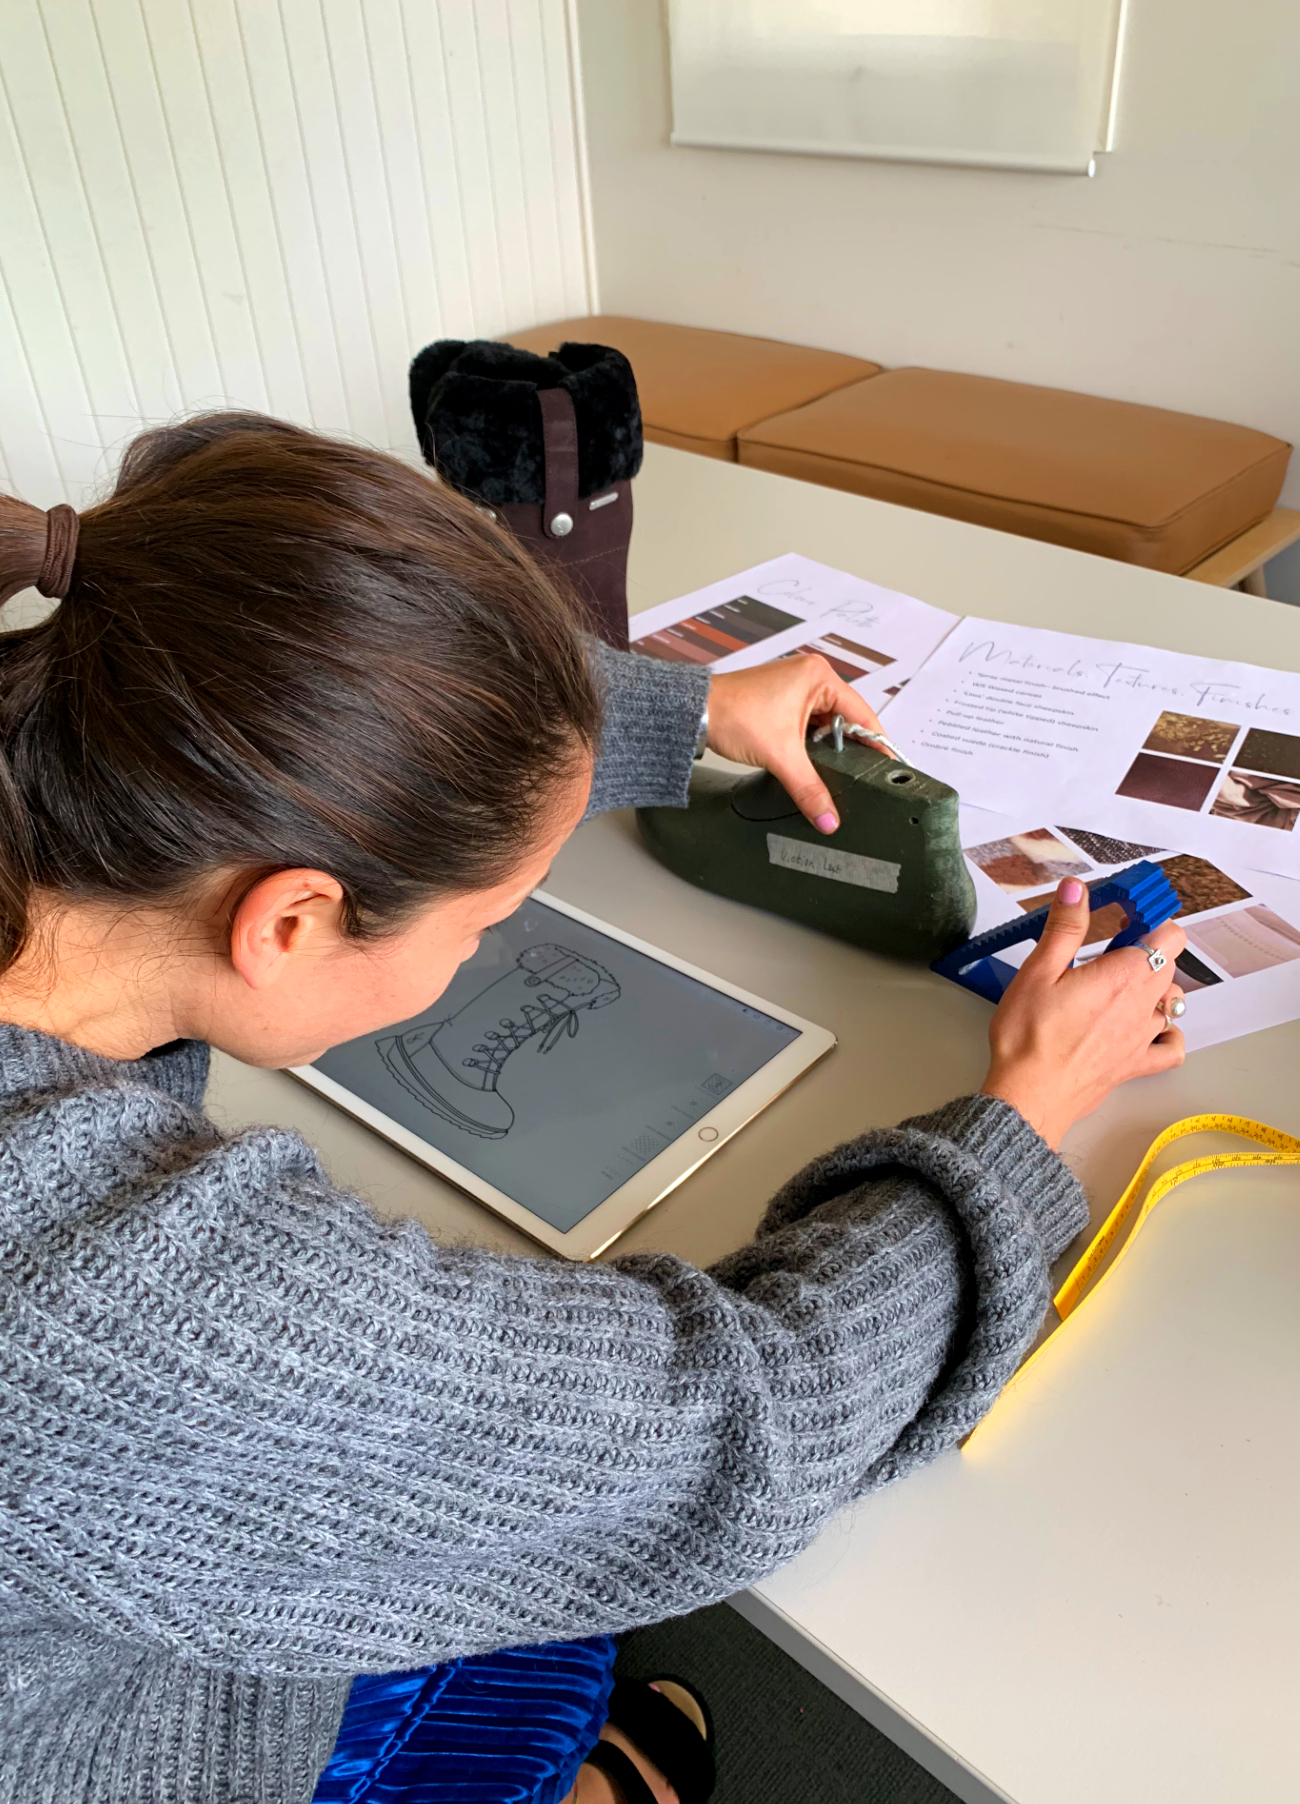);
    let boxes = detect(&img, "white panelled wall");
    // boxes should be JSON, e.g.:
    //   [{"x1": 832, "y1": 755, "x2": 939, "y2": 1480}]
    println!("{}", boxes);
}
[{"x1": 0, "y1": 0, "x2": 594, "y2": 507}]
